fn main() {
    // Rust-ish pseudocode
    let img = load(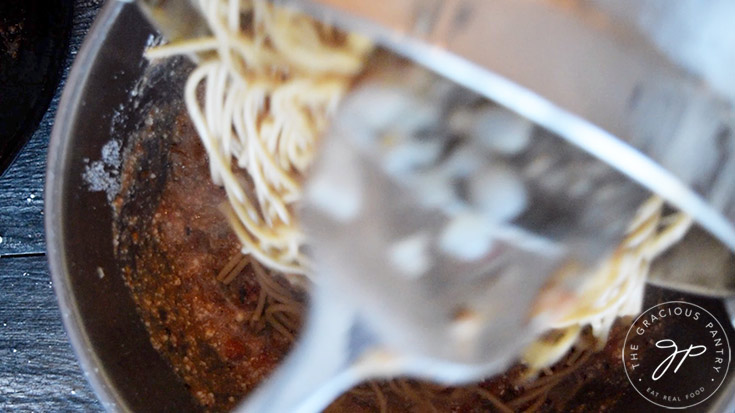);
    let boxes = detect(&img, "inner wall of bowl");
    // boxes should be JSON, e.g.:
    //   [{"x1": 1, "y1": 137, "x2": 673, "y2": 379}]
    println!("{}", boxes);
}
[{"x1": 57, "y1": 3, "x2": 200, "y2": 412}]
